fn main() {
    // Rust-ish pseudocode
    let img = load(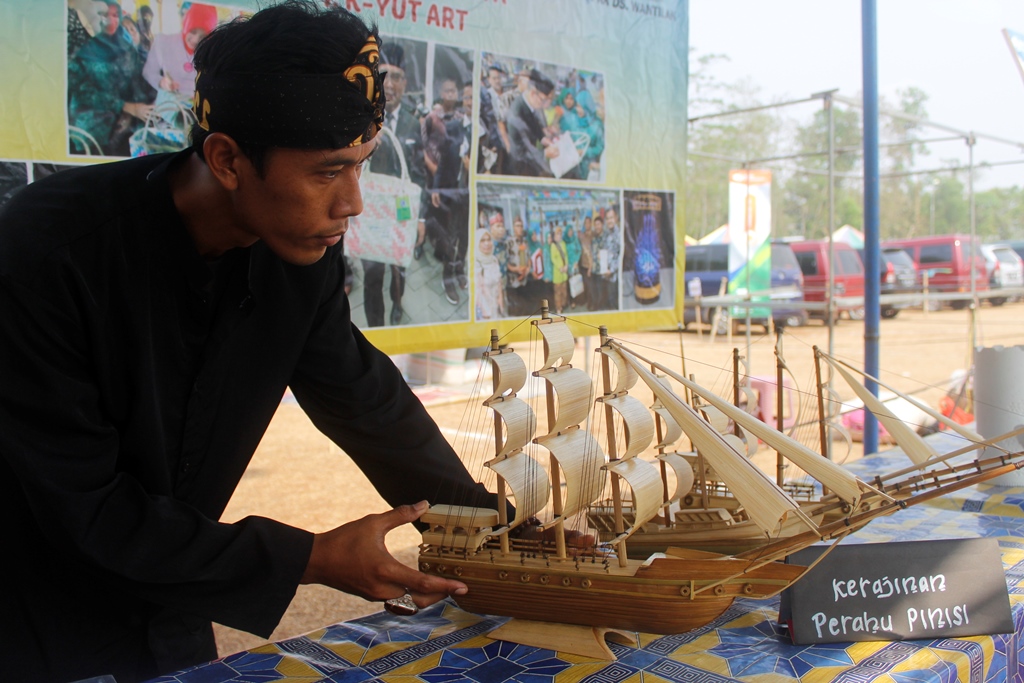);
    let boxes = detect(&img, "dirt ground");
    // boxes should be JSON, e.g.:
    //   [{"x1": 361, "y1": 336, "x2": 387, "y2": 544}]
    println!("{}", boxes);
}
[{"x1": 213, "y1": 300, "x2": 1024, "y2": 657}]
